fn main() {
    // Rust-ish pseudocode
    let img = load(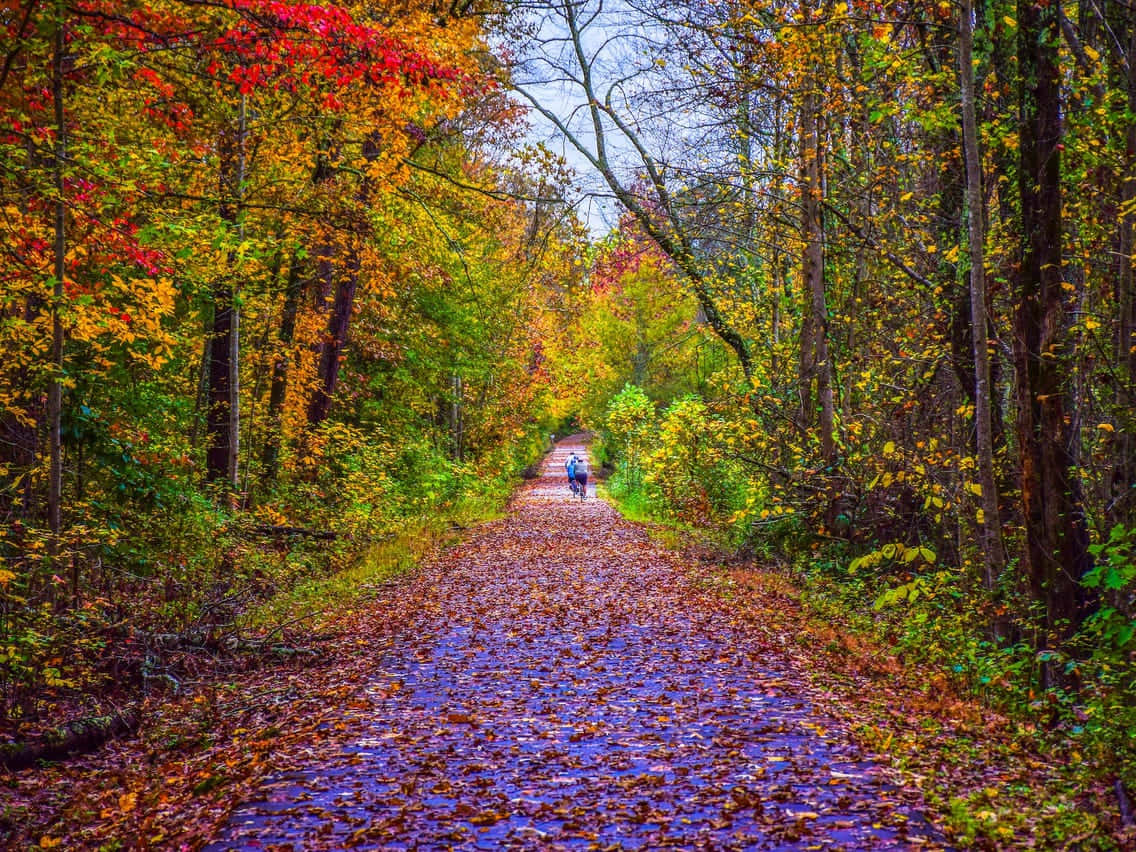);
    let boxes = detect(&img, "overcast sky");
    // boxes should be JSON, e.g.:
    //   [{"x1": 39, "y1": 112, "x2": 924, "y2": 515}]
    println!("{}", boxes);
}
[{"x1": 497, "y1": 1, "x2": 650, "y2": 240}]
